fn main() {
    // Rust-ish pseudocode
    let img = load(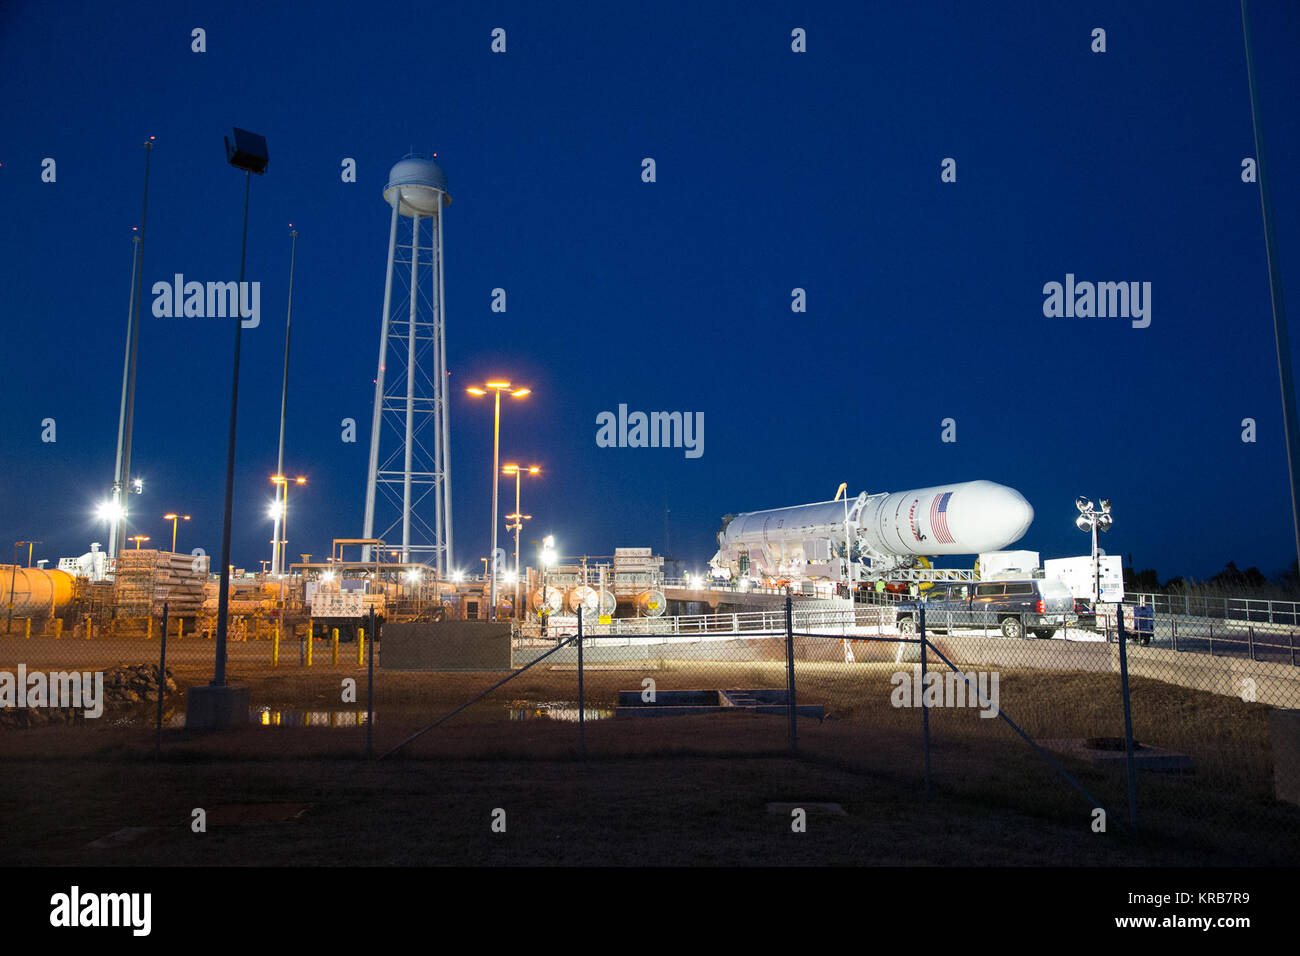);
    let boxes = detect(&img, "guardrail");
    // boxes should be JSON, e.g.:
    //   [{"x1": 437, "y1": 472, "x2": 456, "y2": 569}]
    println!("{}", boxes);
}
[
  {"x1": 664, "y1": 578, "x2": 1300, "y2": 624},
  {"x1": 1123, "y1": 591, "x2": 1300, "y2": 626},
  {"x1": 515, "y1": 605, "x2": 888, "y2": 642}
]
